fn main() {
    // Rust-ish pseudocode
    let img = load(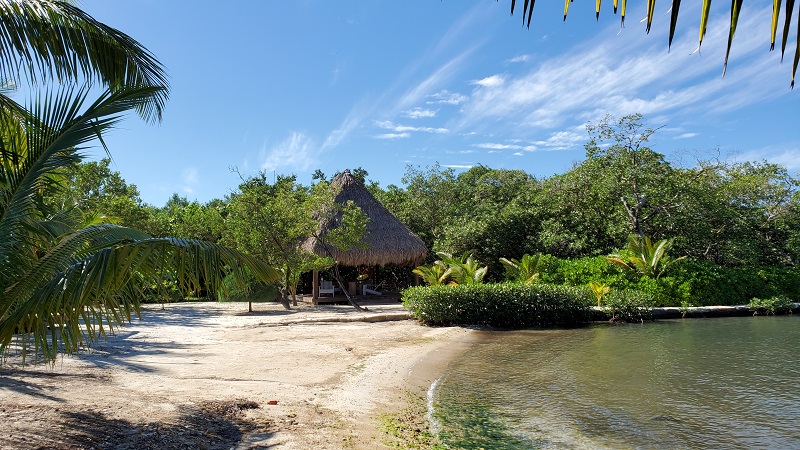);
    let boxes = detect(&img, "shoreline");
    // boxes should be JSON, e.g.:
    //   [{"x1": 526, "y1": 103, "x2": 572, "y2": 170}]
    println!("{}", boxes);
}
[{"x1": 0, "y1": 301, "x2": 475, "y2": 449}]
